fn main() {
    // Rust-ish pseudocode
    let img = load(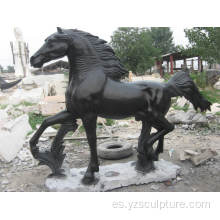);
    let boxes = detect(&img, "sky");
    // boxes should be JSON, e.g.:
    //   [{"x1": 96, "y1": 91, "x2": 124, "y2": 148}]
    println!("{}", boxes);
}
[{"x1": 0, "y1": 0, "x2": 219, "y2": 68}]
